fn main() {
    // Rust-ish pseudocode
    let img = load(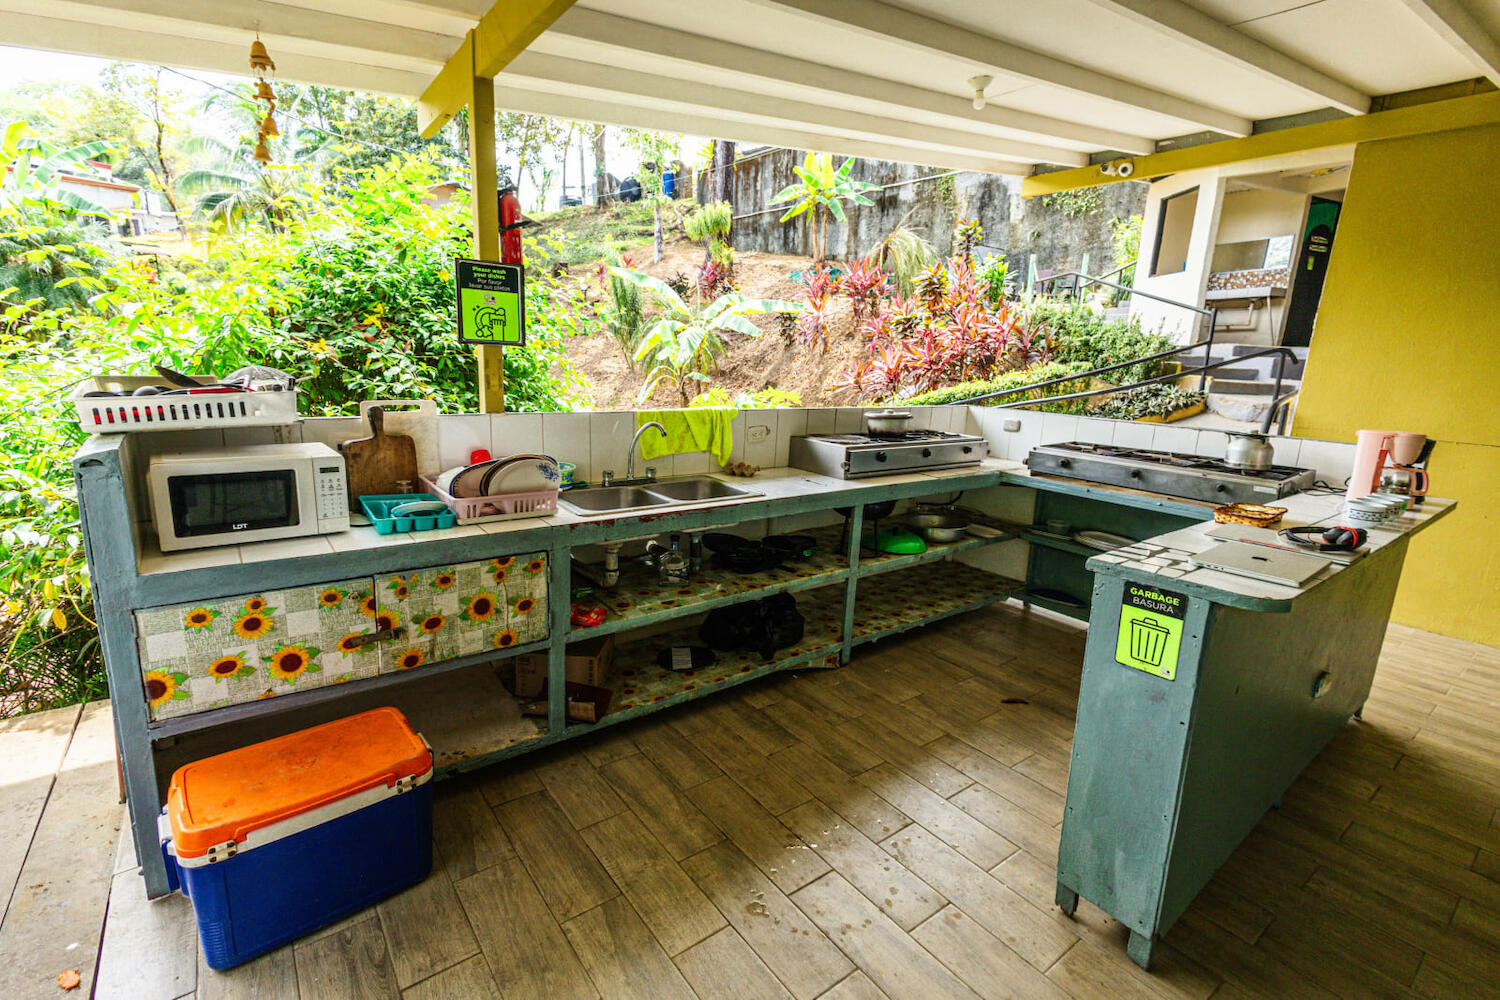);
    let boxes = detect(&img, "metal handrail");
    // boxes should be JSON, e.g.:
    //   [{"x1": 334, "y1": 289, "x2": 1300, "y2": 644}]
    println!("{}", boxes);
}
[
  {"x1": 958, "y1": 345, "x2": 1302, "y2": 434},
  {"x1": 1030, "y1": 270, "x2": 1219, "y2": 388}
]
